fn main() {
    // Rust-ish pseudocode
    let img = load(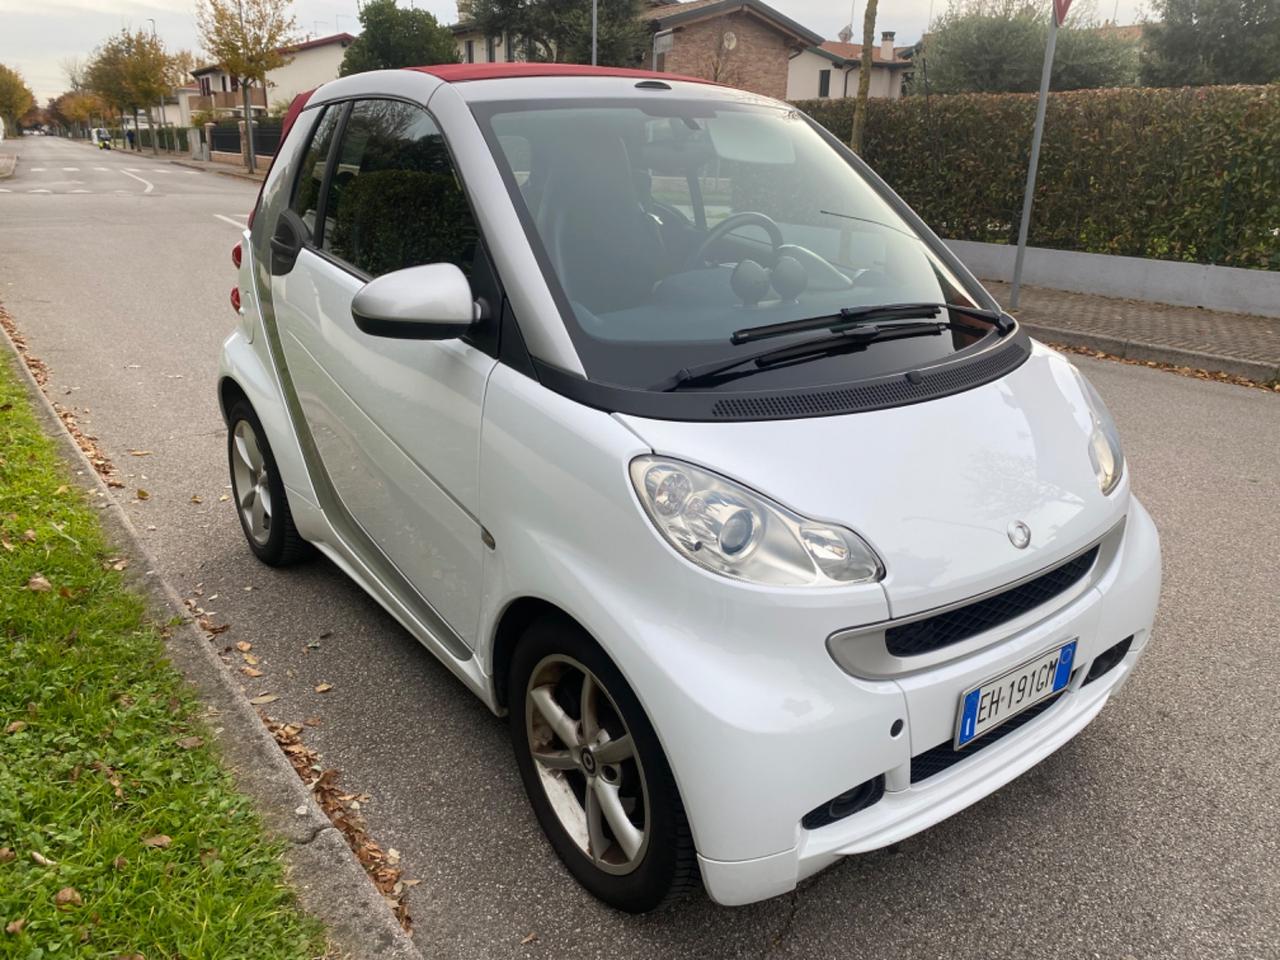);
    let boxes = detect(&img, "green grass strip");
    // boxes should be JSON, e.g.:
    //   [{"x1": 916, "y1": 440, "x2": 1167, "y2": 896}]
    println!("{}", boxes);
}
[{"x1": 0, "y1": 355, "x2": 326, "y2": 959}]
